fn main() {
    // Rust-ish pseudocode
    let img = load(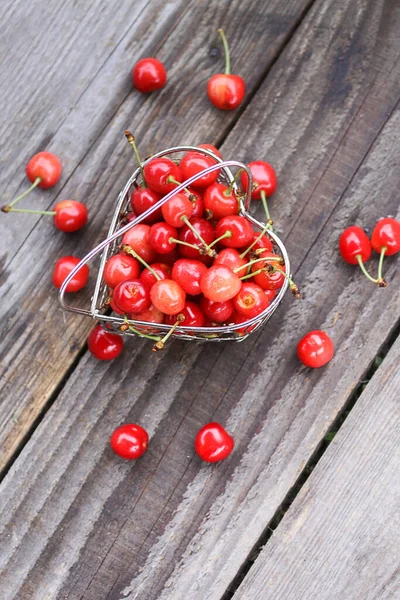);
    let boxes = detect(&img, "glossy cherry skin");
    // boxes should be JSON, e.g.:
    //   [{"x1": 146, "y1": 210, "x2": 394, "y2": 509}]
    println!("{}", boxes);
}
[
  {"x1": 140, "y1": 263, "x2": 171, "y2": 290},
  {"x1": 171, "y1": 258, "x2": 208, "y2": 295},
  {"x1": 215, "y1": 215, "x2": 254, "y2": 248},
  {"x1": 132, "y1": 58, "x2": 167, "y2": 93},
  {"x1": 195, "y1": 422, "x2": 234, "y2": 462},
  {"x1": 26, "y1": 152, "x2": 62, "y2": 188},
  {"x1": 88, "y1": 325, "x2": 124, "y2": 360},
  {"x1": 150, "y1": 279, "x2": 186, "y2": 315},
  {"x1": 214, "y1": 248, "x2": 247, "y2": 278},
  {"x1": 149, "y1": 222, "x2": 178, "y2": 254},
  {"x1": 178, "y1": 218, "x2": 215, "y2": 258},
  {"x1": 187, "y1": 188, "x2": 204, "y2": 218},
  {"x1": 233, "y1": 282, "x2": 269, "y2": 318},
  {"x1": 161, "y1": 192, "x2": 193, "y2": 227},
  {"x1": 122, "y1": 224, "x2": 157, "y2": 263},
  {"x1": 200, "y1": 265, "x2": 242, "y2": 302},
  {"x1": 180, "y1": 153, "x2": 219, "y2": 189},
  {"x1": 241, "y1": 161, "x2": 277, "y2": 199},
  {"x1": 110, "y1": 424, "x2": 149, "y2": 460},
  {"x1": 130, "y1": 187, "x2": 162, "y2": 224},
  {"x1": 241, "y1": 231, "x2": 273, "y2": 254},
  {"x1": 103, "y1": 253, "x2": 140, "y2": 288},
  {"x1": 53, "y1": 200, "x2": 88, "y2": 232},
  {"x1": 207, "y1": 74, "x2": 245, "y2": 110},
  {"x1": 130, "y1": 304, "x2": 164, "y2": 324},
  {"x1": 251, "y1": 253, "x2": 285, "y2": 290},
  {"x1": 204, "y1": 182, "x2": 239, "y2": 220},
  {"x1": 112, "y1": 279, "x2": 151, "y2": 313},
  {"x1": 165, "y1": 301, "x2": 205, "y2": 327},
  {"x1": 110, "y1": 295, "x2": 125, "y2": 315},
  {"x1": 371, "y1": 218, "x2": 400, "y2": 256},
  {"x1": 199, "y1": 296, "x2": 234, "y2": 323},
  {"x1": 52, "y1": 256, "x2": 89, "y2": 292},
  {"x1": 197, "y1": 144, "x2": 222, "y2": 159},
  {"x1": 297, "y1": 330, "x2": 334, "y2": 368},
  {"x1": 339, "y1": 226, "x2": 371, "y2": 264},
  {"x1": 143, "y1": 158, "x2": 182, "y2": 194}
]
